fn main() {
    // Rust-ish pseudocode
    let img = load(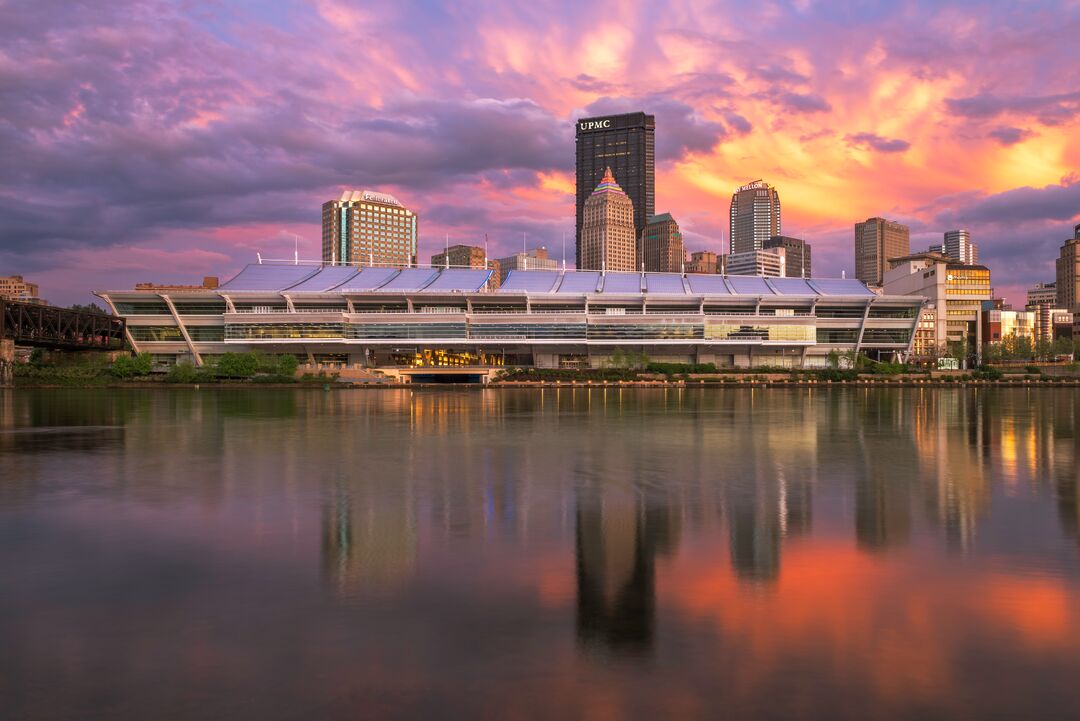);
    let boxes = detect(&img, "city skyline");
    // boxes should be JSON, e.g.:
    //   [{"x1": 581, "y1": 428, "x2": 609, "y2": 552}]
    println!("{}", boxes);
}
[{"x1": 1, "y1": 0, "x2": 1079, "y2": 307}]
